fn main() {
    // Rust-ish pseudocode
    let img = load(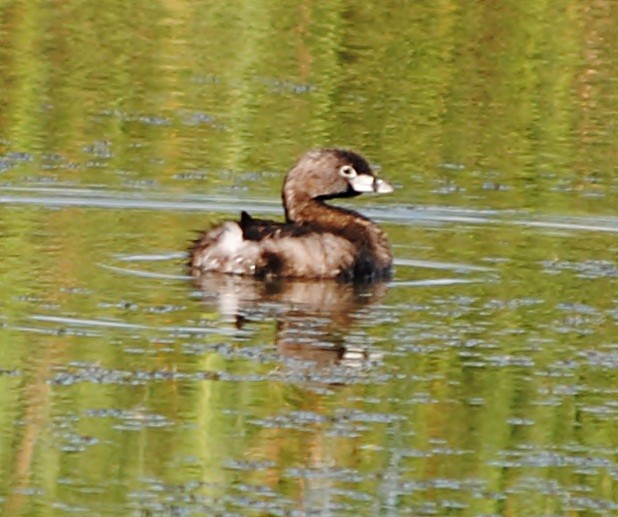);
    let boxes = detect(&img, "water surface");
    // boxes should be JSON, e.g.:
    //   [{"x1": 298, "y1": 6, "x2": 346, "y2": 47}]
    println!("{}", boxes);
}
[{"x1": 1, "y1": 1, "x2": 617, "y2": 515}]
